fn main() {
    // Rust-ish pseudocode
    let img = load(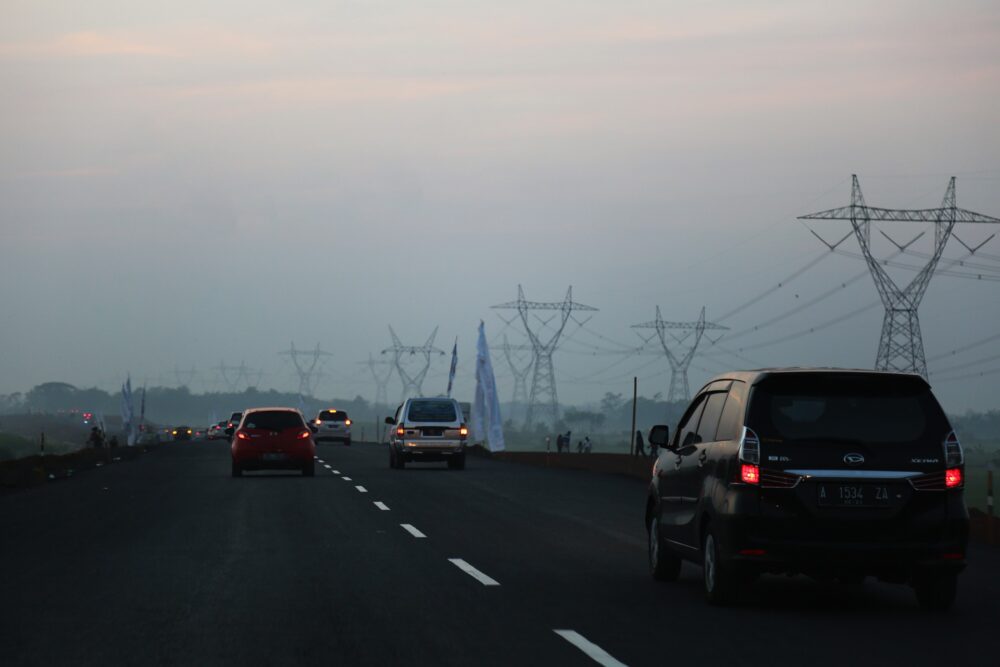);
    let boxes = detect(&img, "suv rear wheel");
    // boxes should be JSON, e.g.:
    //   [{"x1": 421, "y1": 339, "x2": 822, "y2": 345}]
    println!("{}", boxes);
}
[
  {"x1": 913, "y1": 571, "x2": 957, "y2": 611},
  {"x1": 648, "y1": 515, "x2": 681, "y2": 581},
  {"x1": 703, "y1": 528, "x2": 738, "y2": 605}
]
